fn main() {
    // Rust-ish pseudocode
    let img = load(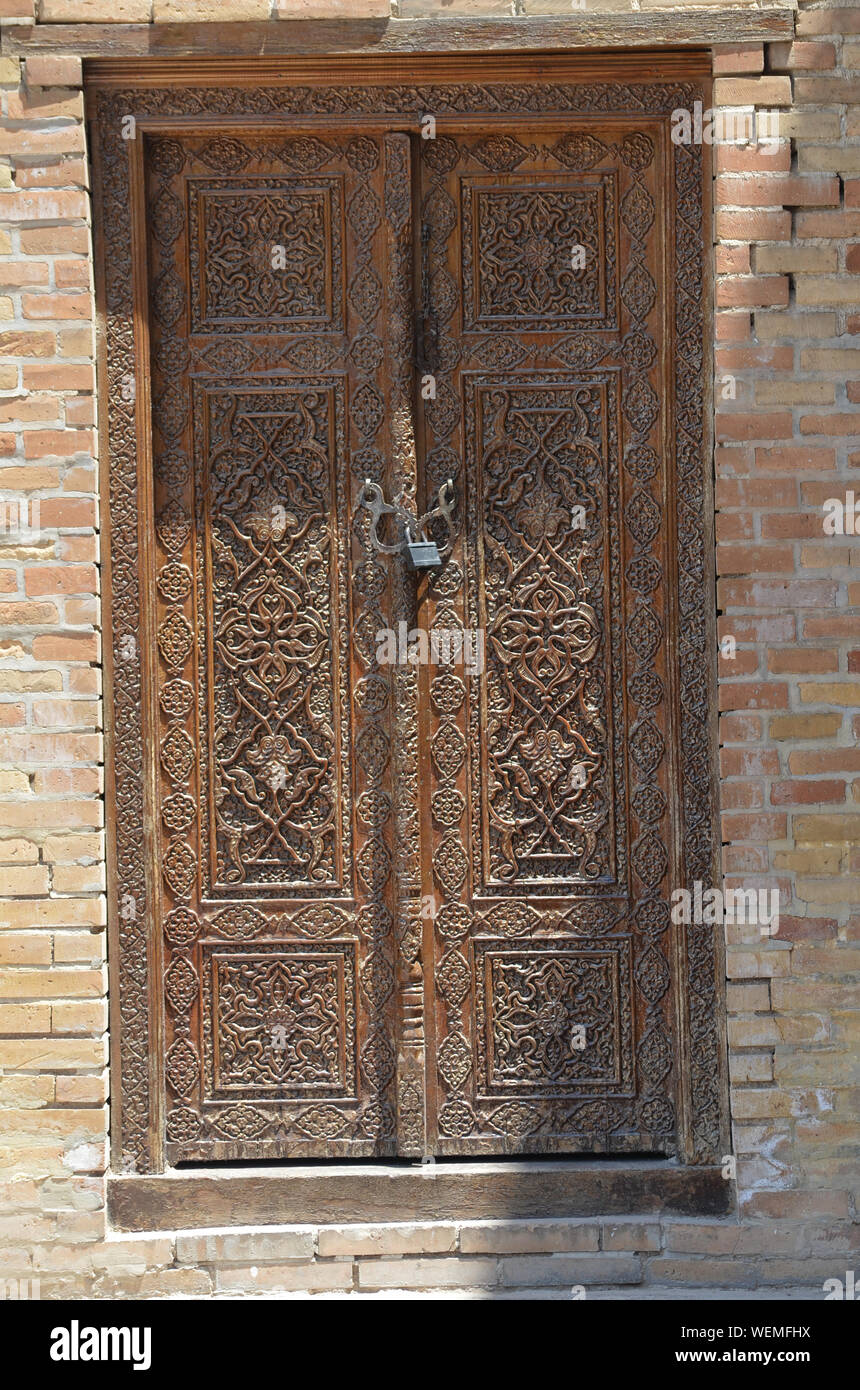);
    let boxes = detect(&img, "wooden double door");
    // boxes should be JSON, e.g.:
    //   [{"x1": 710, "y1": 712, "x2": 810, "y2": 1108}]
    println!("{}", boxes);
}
[{"x1": 96, "y1": 64, "x2": 721, "y2": 1169}]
